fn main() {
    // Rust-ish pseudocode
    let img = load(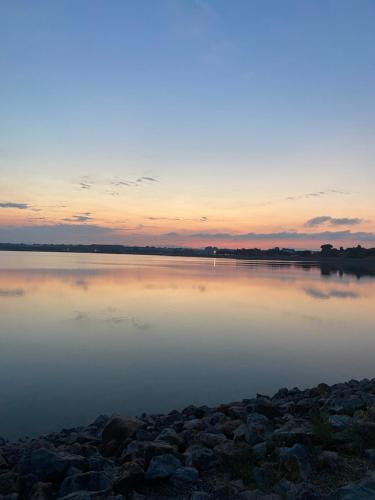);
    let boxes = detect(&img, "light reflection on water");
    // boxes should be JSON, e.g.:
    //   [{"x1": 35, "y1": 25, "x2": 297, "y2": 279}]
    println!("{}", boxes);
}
[{"x1": 0, "y1": 251, "x2": 375, "y2": 439}]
